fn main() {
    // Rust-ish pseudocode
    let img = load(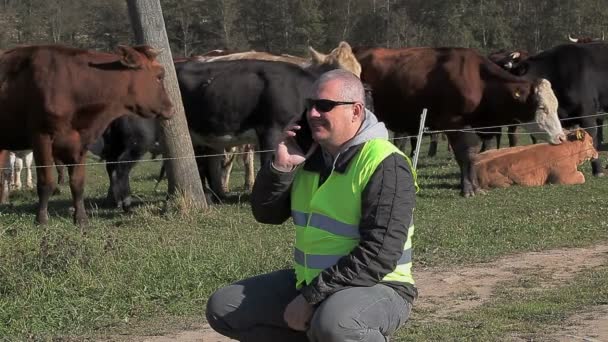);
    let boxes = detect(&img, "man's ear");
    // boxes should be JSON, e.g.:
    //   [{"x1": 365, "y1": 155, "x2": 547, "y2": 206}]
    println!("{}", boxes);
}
[{"x1": 353, "y1": 103, "x2": 365, "y2": 122}]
